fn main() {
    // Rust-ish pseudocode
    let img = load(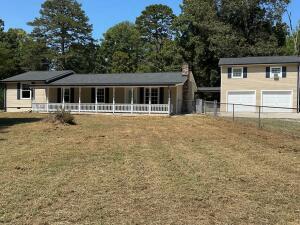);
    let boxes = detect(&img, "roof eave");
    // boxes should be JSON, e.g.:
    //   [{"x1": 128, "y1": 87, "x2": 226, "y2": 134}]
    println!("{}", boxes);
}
[{"x1": 31, "y1": 82, "x2": 185, "y2": 87}]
